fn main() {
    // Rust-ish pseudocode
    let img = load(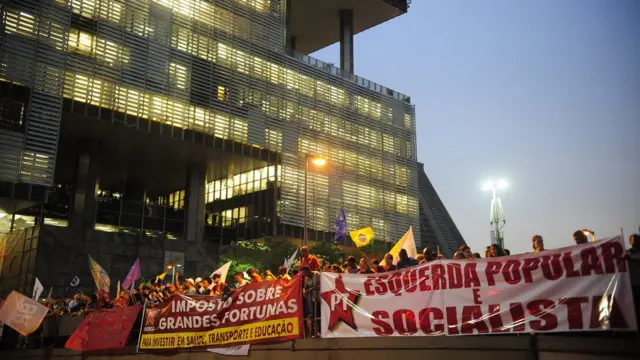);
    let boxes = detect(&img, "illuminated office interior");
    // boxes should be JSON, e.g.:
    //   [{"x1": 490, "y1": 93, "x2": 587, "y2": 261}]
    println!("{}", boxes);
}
[{"x1": 0, "y1": 0, "x2": 418, "y2": 245}]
